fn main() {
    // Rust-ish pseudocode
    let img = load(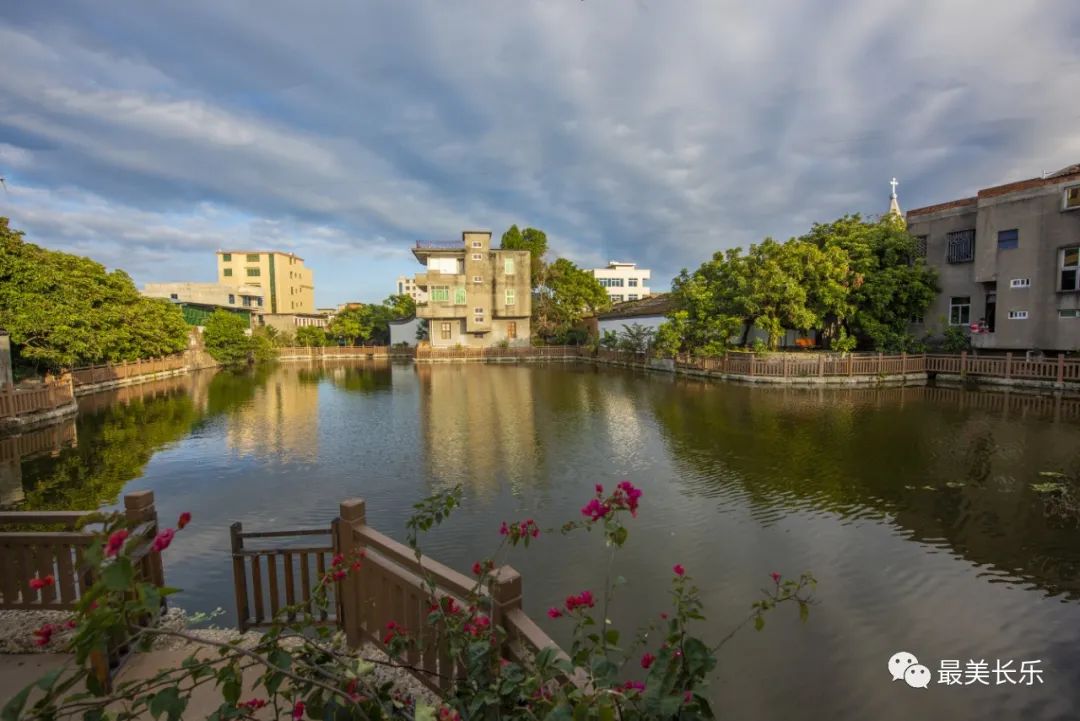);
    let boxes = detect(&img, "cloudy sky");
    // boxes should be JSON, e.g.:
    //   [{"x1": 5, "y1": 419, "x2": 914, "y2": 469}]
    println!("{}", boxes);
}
[{"x1": 1, "y1": 1, "x2": 1078, "y2": 305}]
